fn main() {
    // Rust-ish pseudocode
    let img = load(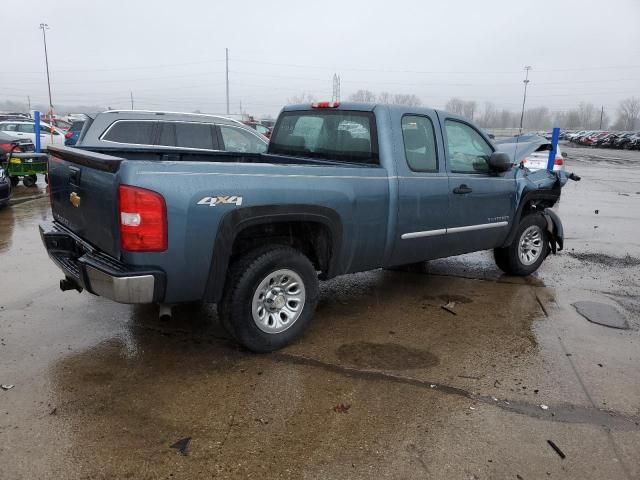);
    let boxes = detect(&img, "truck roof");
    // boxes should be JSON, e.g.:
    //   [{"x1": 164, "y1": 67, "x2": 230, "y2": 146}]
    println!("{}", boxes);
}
[{"x1": 281, "y1": 102, "x2": 451, "y2": 118}]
